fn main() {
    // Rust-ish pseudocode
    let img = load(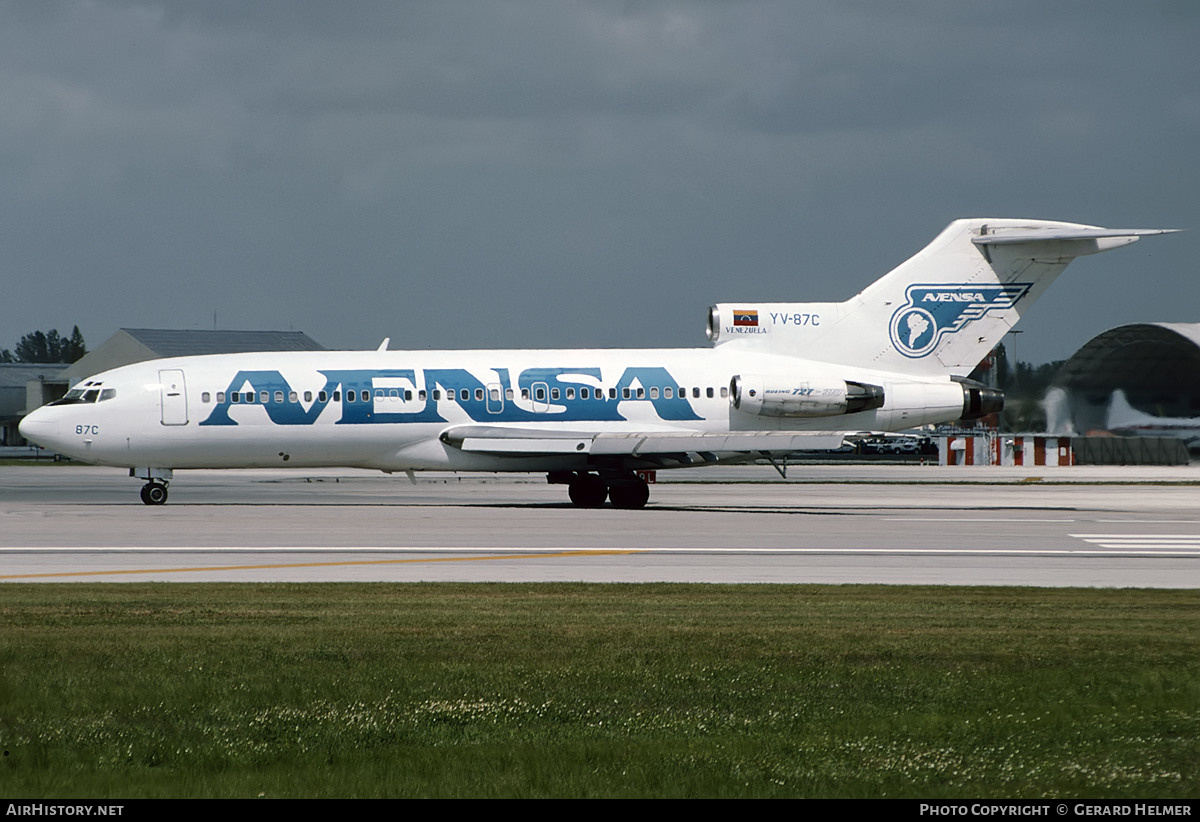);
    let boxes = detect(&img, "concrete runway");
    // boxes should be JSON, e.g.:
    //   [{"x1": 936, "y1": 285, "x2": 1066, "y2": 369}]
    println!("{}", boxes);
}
[{"x1": 2, "y1": 463, "x2": 1200, "y2": 587}]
